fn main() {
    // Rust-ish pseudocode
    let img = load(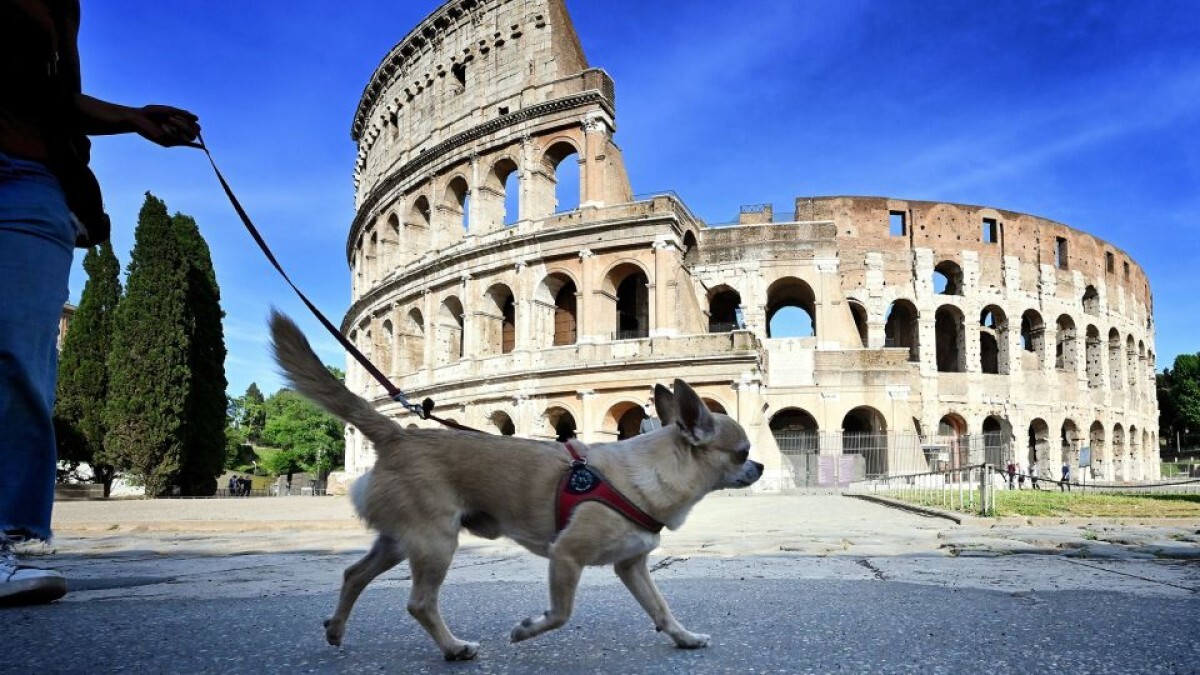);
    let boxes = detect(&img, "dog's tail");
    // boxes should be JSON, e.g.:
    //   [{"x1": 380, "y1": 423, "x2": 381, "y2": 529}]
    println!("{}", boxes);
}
[{"x1": 269, "y1": 310, "x2": 400, "y2": 447}]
